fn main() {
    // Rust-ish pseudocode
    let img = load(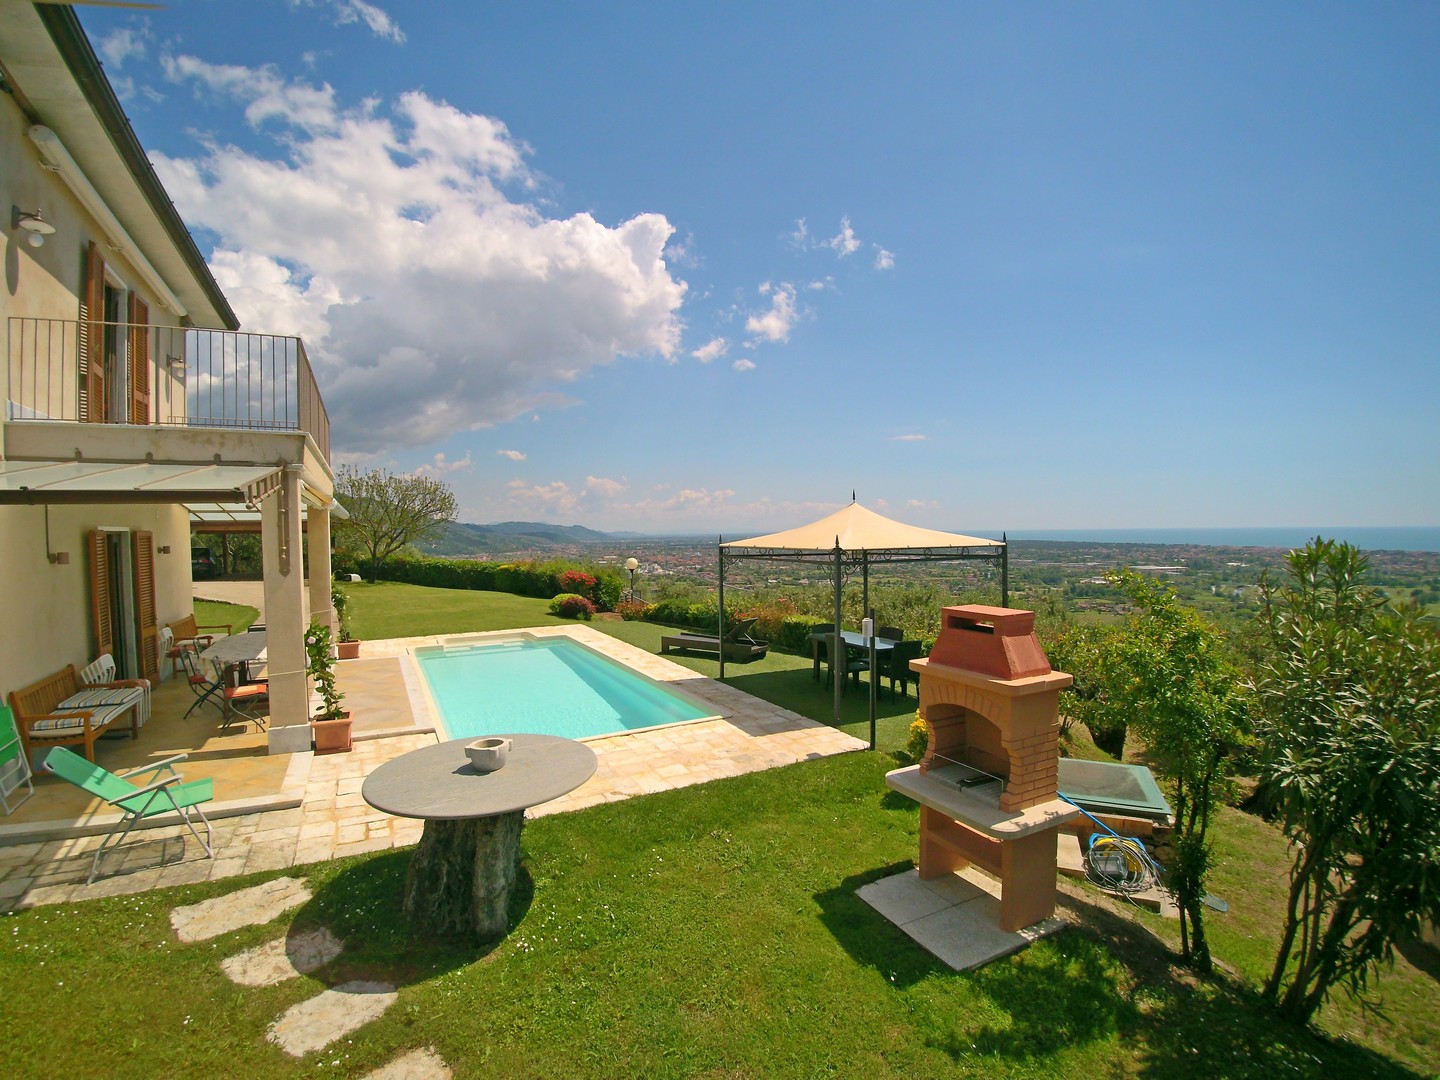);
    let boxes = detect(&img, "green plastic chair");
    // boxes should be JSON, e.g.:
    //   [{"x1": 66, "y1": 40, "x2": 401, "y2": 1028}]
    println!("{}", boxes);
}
[
  {"x1": 0, "y1": 704, "x2": 35, "y2": 815},
  {"x1": 43, "y1": 746, "x2": 214, "y2": 883}
]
